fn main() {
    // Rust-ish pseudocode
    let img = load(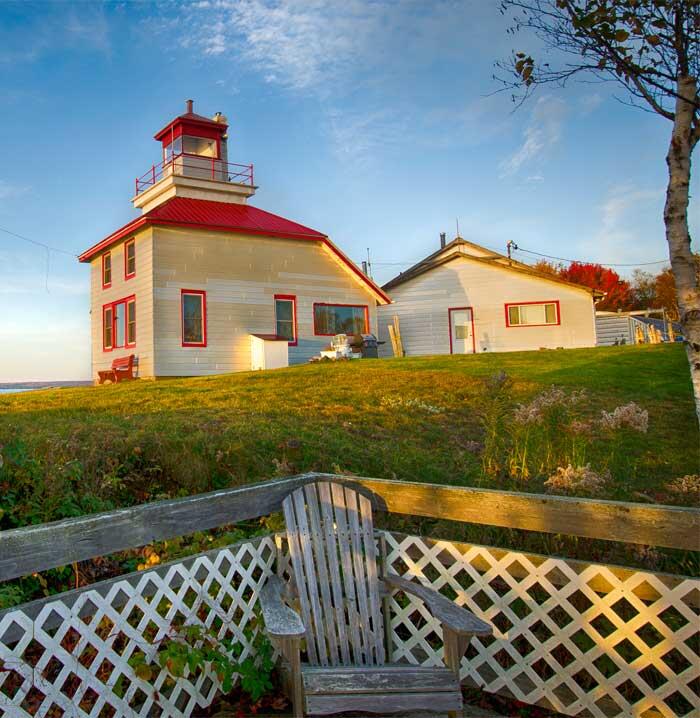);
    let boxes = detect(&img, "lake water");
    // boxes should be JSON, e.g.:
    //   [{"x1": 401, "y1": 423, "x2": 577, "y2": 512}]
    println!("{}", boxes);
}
[{"x1": 0, "y1": 387, "x2": 36, "y2": 394}]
